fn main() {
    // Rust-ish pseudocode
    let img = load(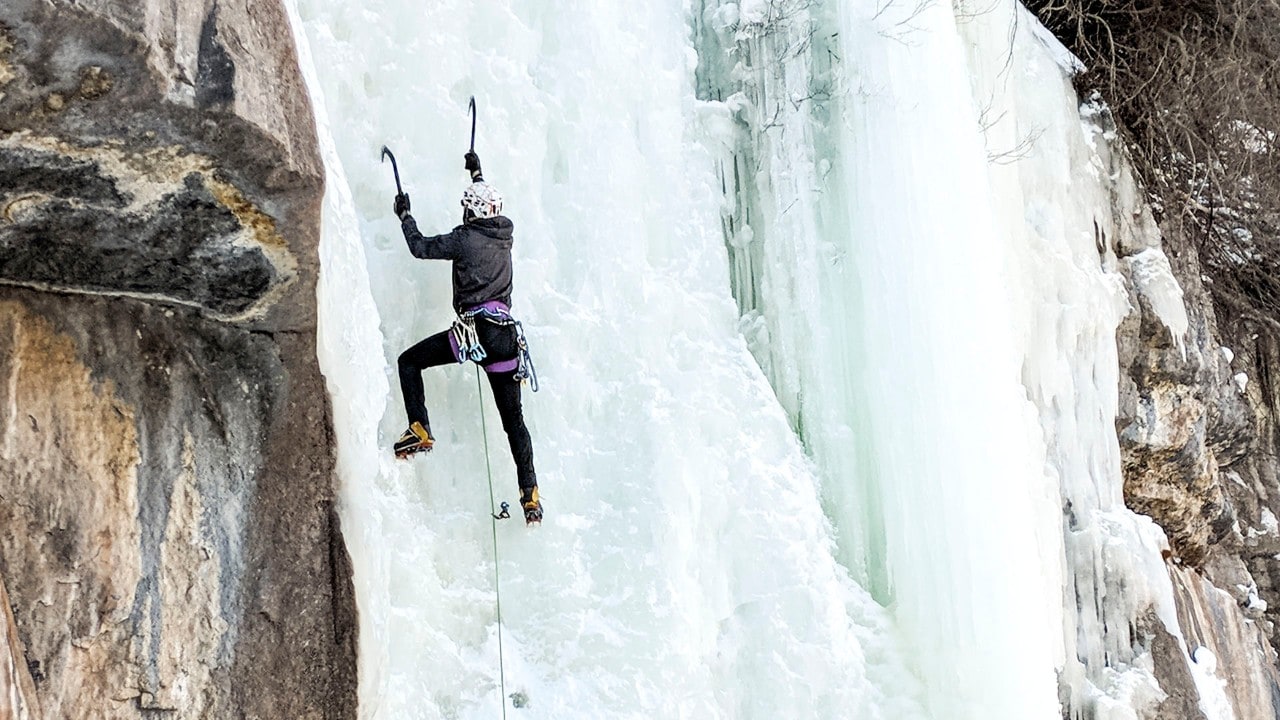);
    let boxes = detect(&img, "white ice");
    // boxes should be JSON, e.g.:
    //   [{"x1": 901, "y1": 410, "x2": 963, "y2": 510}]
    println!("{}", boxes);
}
[
  {"x1": 293, "y1": 0, "x2": 927, "y2": 717},
  {"x1": 289, "y1": 0, "x2": 1235, "y2": 717}
]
